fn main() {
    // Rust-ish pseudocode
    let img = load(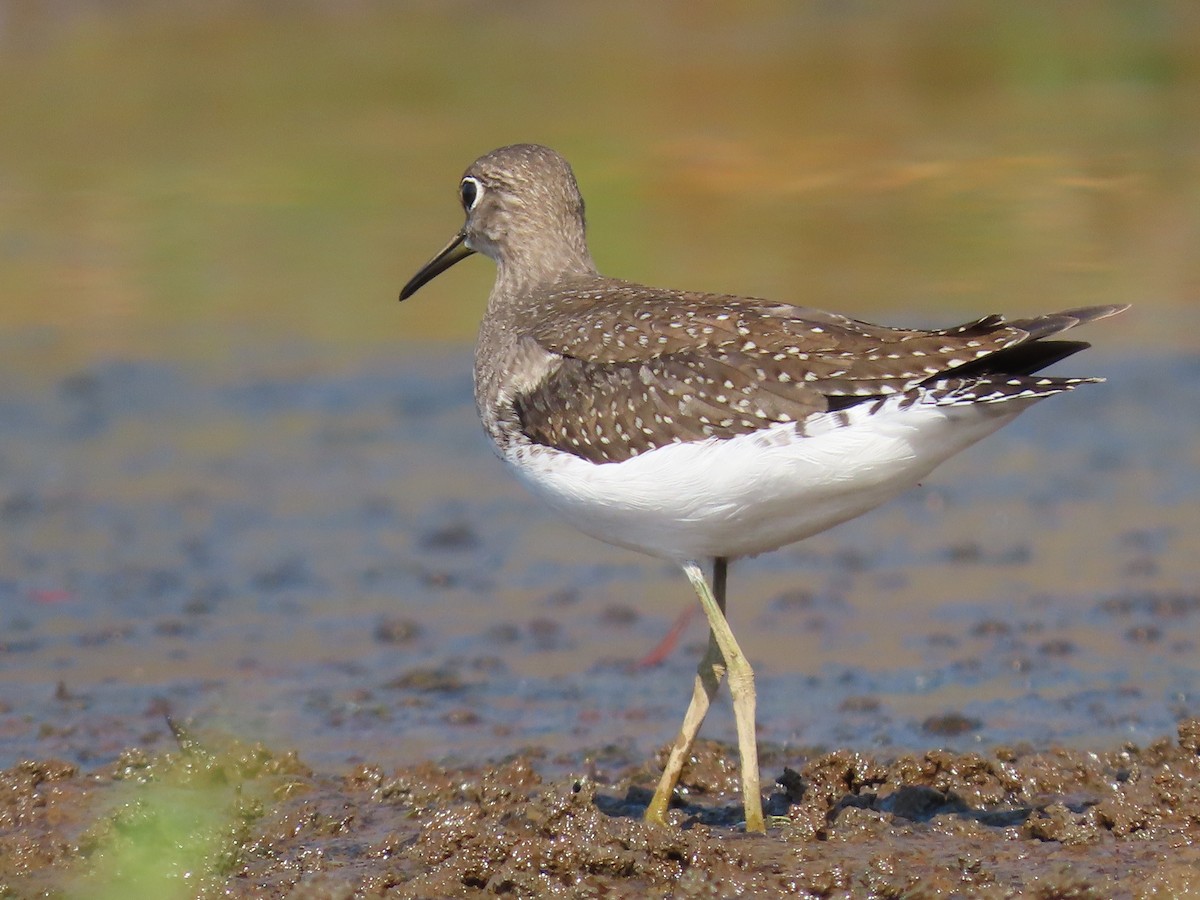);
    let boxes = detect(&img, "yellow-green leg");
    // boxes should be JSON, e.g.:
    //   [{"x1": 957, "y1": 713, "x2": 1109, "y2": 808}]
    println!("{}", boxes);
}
[
  {"x1": 644, "y1": 558, "x2": 765, "y2": 833},
  {"x1": 644, "y1": 561, "x2": 726, "y2": 827}
]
